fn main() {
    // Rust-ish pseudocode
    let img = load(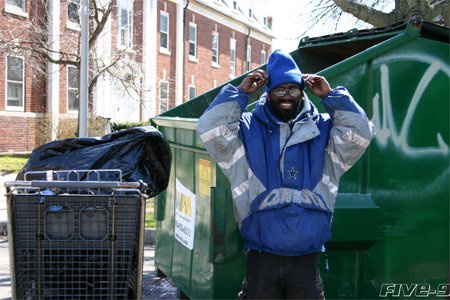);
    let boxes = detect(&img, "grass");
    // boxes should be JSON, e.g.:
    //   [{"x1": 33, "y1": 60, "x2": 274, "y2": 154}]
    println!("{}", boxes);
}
[
  {"x1": 0, "y1": 155, "x2": 28, "y2": 174},
  {"x1": 145, "y1": 198, "x2": 157, "y2": 228}
]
